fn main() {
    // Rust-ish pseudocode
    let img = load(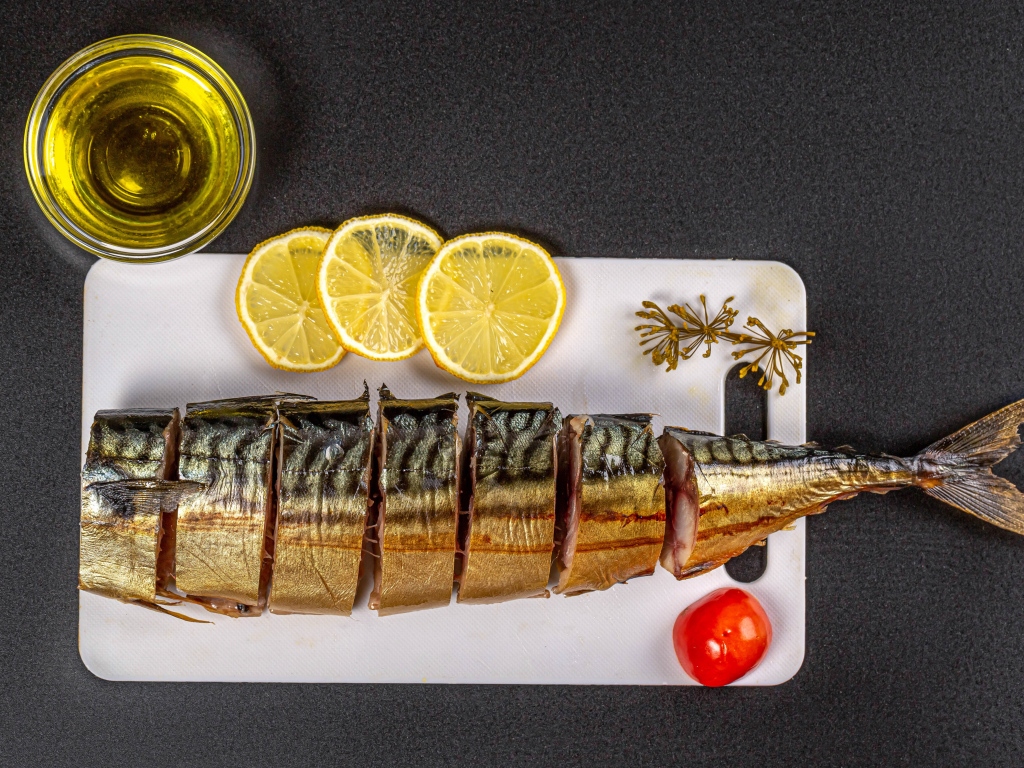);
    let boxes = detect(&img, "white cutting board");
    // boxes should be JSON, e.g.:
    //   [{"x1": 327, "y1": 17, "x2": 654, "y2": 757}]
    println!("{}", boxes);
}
[{"x1": 80, "y1": 254, "x2": 806, "y2": 685}]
